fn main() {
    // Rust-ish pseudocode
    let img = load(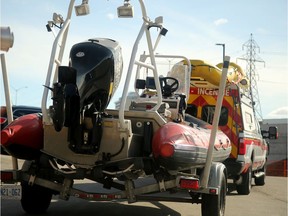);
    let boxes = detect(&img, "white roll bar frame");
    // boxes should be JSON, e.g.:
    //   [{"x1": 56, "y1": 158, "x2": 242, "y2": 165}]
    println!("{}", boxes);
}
[
  {"x1": 118, "y1": 1, "x2": 171, "y2": 129},
  {"x1": 41, "y1": 0, "x2": 166, "y2": 129},
  {"x1": 41, "y1": 0, "x2": 75, "y2": 124}
]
